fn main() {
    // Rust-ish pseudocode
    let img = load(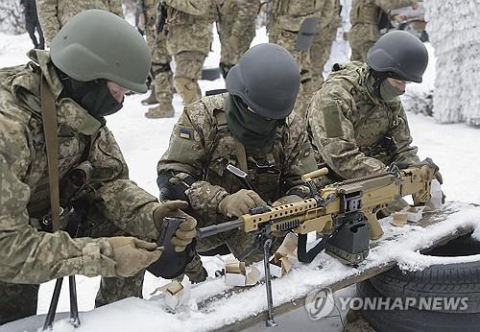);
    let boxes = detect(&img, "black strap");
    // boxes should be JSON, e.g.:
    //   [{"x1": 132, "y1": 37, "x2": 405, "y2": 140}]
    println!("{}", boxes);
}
[{"x1": 297, "y1": 233, "x2": 333, "y2": 263}]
